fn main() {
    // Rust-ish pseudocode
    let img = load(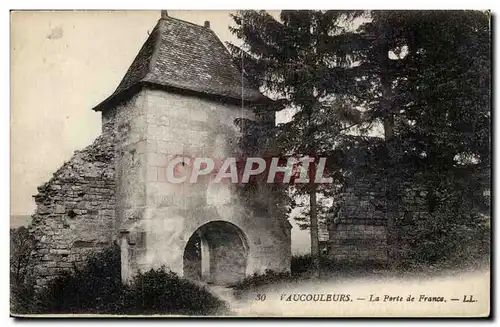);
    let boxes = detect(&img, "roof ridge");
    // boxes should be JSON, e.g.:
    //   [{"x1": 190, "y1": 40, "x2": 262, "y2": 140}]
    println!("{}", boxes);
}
[
  {"x1": 204, "y1": 27, "x2": 251, "y2": 87},
  {"x1": 148, "y1": 20, "x2": 164, "y2": 74},
  {"x1": 161, "y1": 15, "x2": 208, "y2": 29}
]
